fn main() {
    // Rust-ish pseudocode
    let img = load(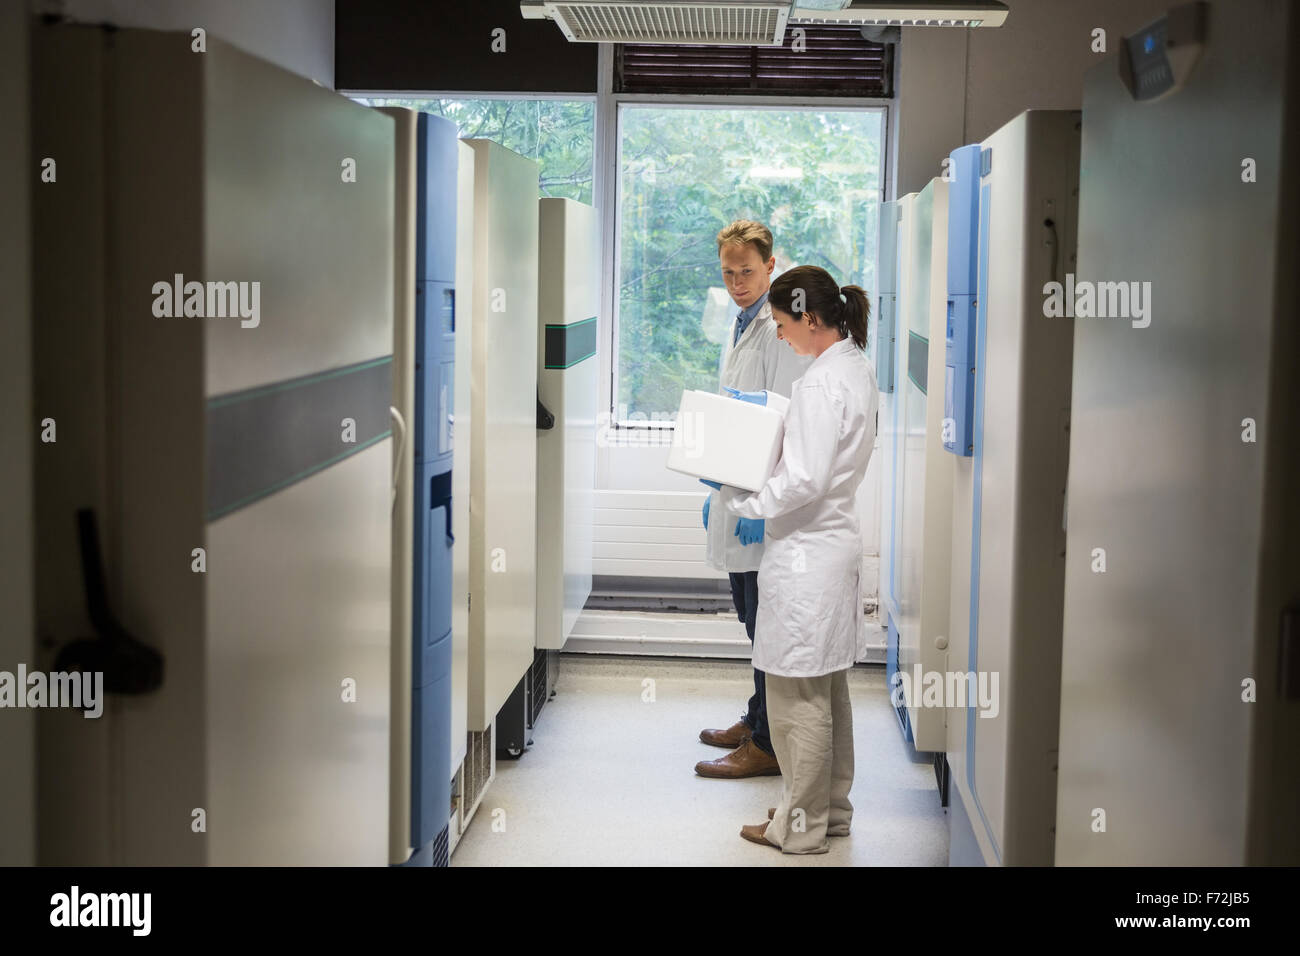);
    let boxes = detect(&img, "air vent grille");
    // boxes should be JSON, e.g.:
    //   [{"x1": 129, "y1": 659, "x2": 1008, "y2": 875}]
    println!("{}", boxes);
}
[
  {"x1": 788, "y1": 2, "x2": 1008, "y2": 28},
  {"x1": 431, "y1": 824, "x2": 450, "y2": 867},
  {"x1": 794, "y1": 16, "x2": 983, "y2": 25},
  {"x1": 552, "y1": 2, "x2": 789, "y2": 44},
  {"x1": 462, "y1": 725, "x2": 493, "y2": 815},
  {"x1": 528, "y1": 649, "x2": 549, "y2": 726}
]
